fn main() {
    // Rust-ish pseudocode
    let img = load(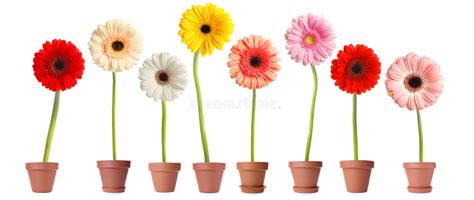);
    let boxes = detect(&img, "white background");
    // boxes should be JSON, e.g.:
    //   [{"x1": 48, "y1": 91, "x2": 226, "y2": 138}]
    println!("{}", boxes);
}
[{"x1": 0, "y1": 0, "x2": 472, "y2": 199}]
